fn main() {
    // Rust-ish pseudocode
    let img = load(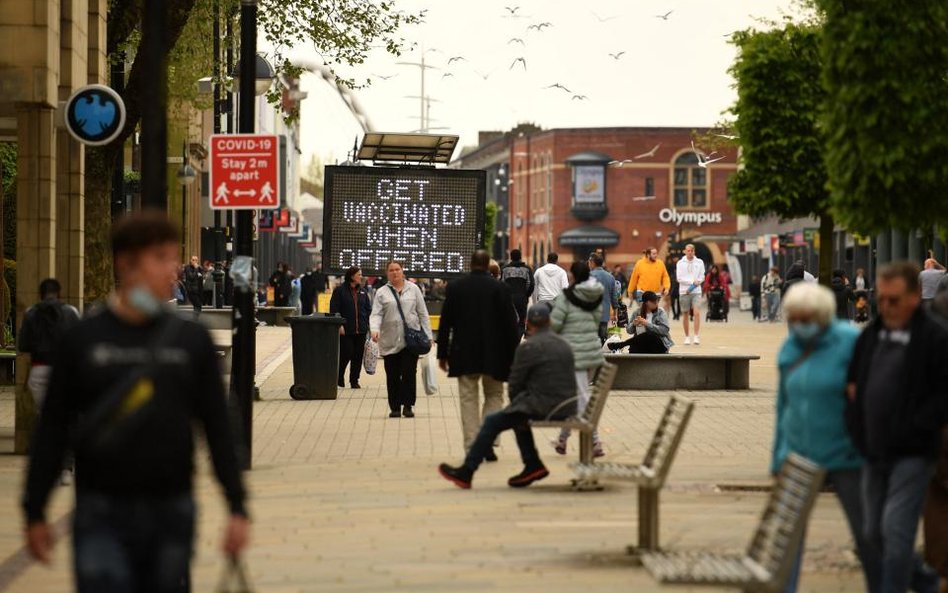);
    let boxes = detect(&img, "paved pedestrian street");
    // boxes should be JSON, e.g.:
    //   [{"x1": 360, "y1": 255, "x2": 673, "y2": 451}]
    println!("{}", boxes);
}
[{"x1": 0, "y1": 312, "x2": 873, "y2": 592}]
